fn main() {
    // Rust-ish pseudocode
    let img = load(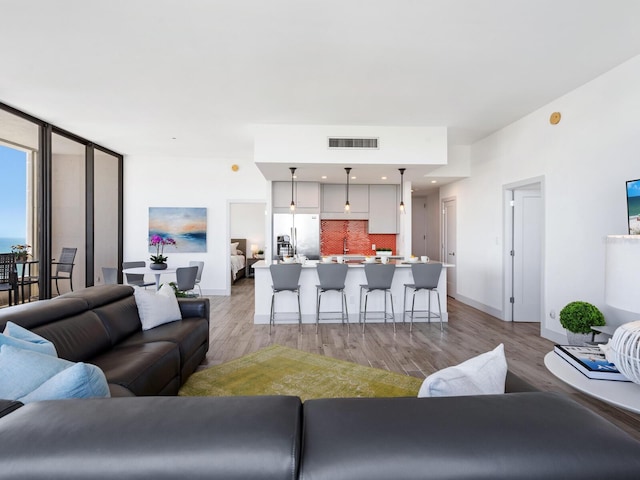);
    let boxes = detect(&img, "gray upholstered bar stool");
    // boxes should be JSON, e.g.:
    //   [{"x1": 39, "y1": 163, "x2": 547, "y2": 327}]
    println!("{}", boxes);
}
[
  {"x1": 359, "y1": 263, "x2": 396, "y2": 333},
  {"x1": 315, "y1": 263, "x2": 349, "y2": 334},
  {"x1": 403, "y1": 262, "x2": 443, "y2": 332},
  {"x1": 269, "y1": 263, "x2": 303, "y2": 334}
]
